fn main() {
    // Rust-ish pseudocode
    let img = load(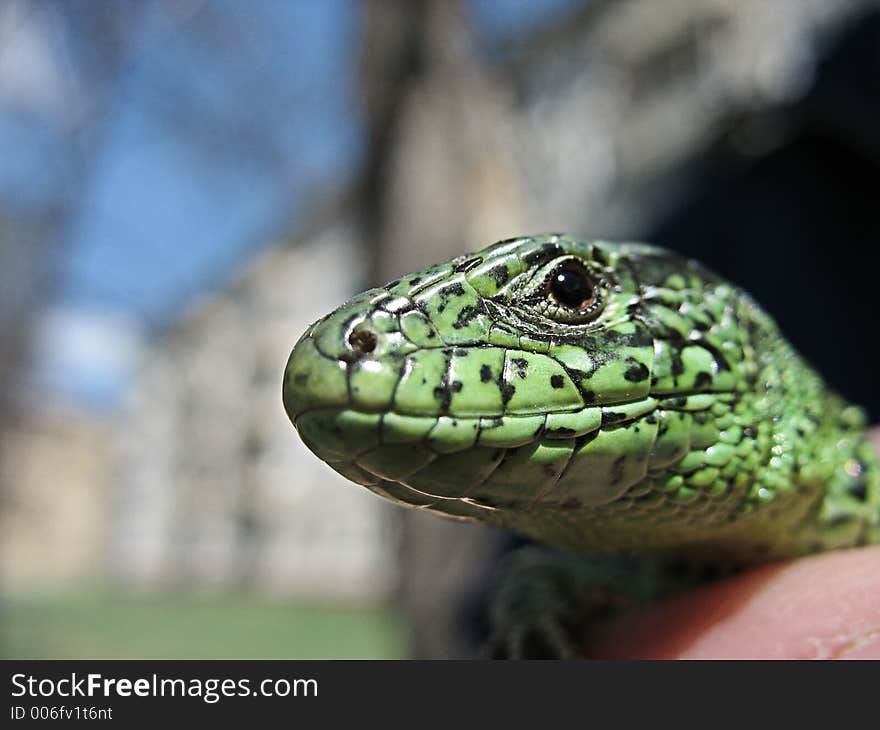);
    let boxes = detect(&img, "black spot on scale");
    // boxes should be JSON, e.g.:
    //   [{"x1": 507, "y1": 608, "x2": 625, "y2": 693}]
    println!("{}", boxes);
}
[
  {"x1": 452, "y1": 304, "x2": 483, "y2": 330},
  {"x1": 670, "y1": 352, "x2": 685, "y2": 377},
  {"x1": 384, "y1": 279, "x2": 401, "y2": 290},
  {"x1": 293, "y1": 373, "x2": 309, "y2": 386},
  {"x1": 511, "y1": 357, "x2": 528, "y2": 378},
  {"x1": 623, "y1": 360, "x2": 650, "y2": 383},
  {"x1": 432, "y1": 380, "x2": 463, "y2": 413},
  {"x1": 440, "y1": 282, "x2": 466, "y2": 299},
  {"x1": 523, "y1": 243, "x2": 563, "y2": 267},
  {"x1": 409, "y1": 276, "x2": 422, "y2": 286},
  {"x1": 500, "y1": 381, "x2": 516, "y2": 406},
  {"x1": 693, "y1": 371, "x2": 712, "y2": 388},
  {"x1": 489, "y1": 266, "x2": 511, "y2": 286},
  {"x1": 453, "y1": 348, "x2": 469, "y2": 357},
  {"x1": 556, "y1": 359, "x2": 595, "y2": 386},
  {"x1": 591, "y1": 246, "x2": 609, "y2": 267},
  {"x1": 602, "y1": 411, "x2": 629, "y2": 428},
  {"x1": 561, "y1": 497, "x2": 582, "y2": 509},
  {"x1": 605, "y1": 327, "x2": 654, "y2": 349},
  {"x1": 550, "y1": 374, "x2": 565, "y2": 389},
  {"x1": 480, "y1": 365, "x2": 493, "y2": 383},
  {"x1": 547, "y1": 426, "x2": 576, "y2": 437}
]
